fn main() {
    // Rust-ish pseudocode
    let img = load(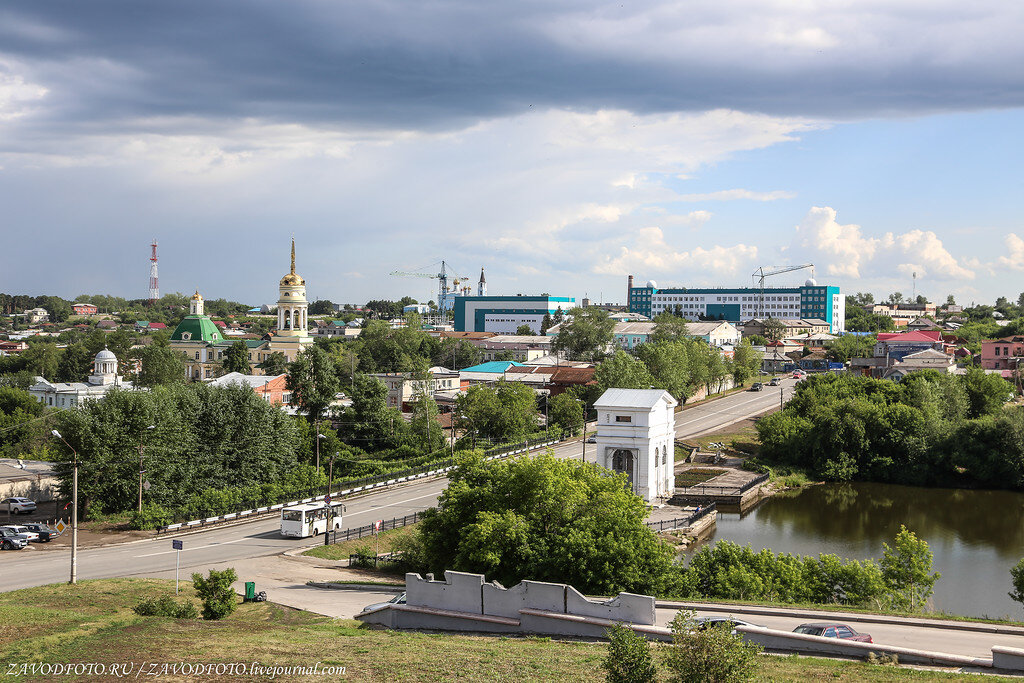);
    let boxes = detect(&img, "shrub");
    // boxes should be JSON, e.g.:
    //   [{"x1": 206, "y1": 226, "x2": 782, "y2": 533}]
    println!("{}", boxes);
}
[
  {"x1": 191, "y1": 568, "x2": 239, "y2": 620},
  {"x1": 603, "y1": 623, "x2": 657, "y2": 683},
  {"x1": 1009, "y1": 558, "x2": 1024, "y2": 608},
  {"x1": 133, "y1": 595, "x2": 198, "y2": 619},
  {"x1": 130, "y1": 503, "x2": 172, "y2": 530},
  {"x1": 664, "y1": 611, "x2": 761, "y2": 683}
]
